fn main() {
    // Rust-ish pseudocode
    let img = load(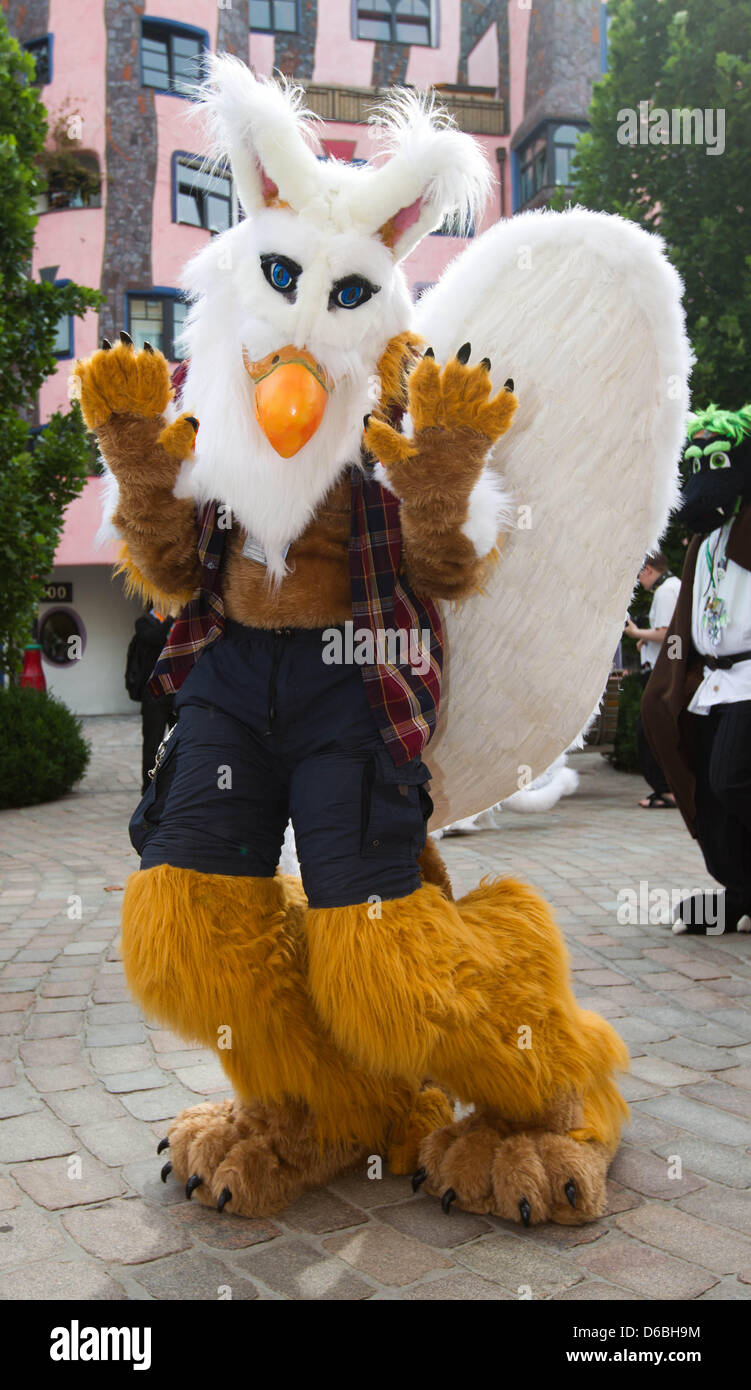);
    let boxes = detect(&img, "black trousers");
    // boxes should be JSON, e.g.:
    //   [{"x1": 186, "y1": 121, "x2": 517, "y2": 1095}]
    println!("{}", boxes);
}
[
  {"x1": 691, "y1": 699, "x2": 751, "y2": 909},
  {"x1": 637, "y1": 668, "x2": 671, "y2": 798},
  {"x1": 141, "y1": 693, "x2": 175, "y2": 795}
]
